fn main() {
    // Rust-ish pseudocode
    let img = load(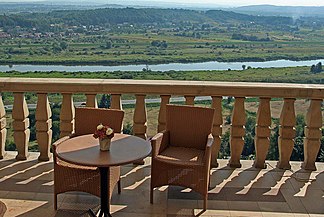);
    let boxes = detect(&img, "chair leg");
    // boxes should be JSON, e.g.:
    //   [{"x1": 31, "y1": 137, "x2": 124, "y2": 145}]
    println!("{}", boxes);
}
[
  {"x1": 118, "y1": 179, "x2": 121, "y2": 194},
  {"x1": 150, "y1": 187, "x2": 153, "y2": 204},
  {"x1": 54, "y1": 193, "x2": 57, "y2": 210},
  {"x1": 203, "y1": 194, "x2": 208, "y2": 211}
]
